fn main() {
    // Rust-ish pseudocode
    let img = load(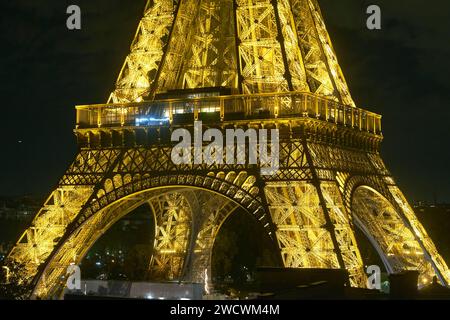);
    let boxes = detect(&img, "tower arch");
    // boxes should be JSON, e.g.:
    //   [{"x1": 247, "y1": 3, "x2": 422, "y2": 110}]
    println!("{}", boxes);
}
[
  {"x1": 30, "y1": 171, "x2": 273, "y2": 298},
  {"x1": 4, "y1": 0, "x2": 450, "y2": 300},
  {"x1": 351, "y1": 185, "x2": 443, "y2": 286}
]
